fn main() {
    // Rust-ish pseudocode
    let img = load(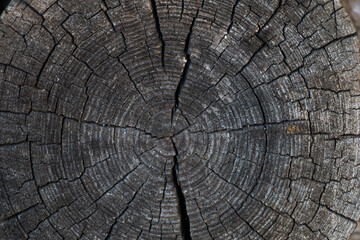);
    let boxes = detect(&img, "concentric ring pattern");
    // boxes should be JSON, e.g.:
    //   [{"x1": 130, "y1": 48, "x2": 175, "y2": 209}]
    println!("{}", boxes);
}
[{"x1": 1, "y1": 0, "x2": 360, "y2": 239}]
